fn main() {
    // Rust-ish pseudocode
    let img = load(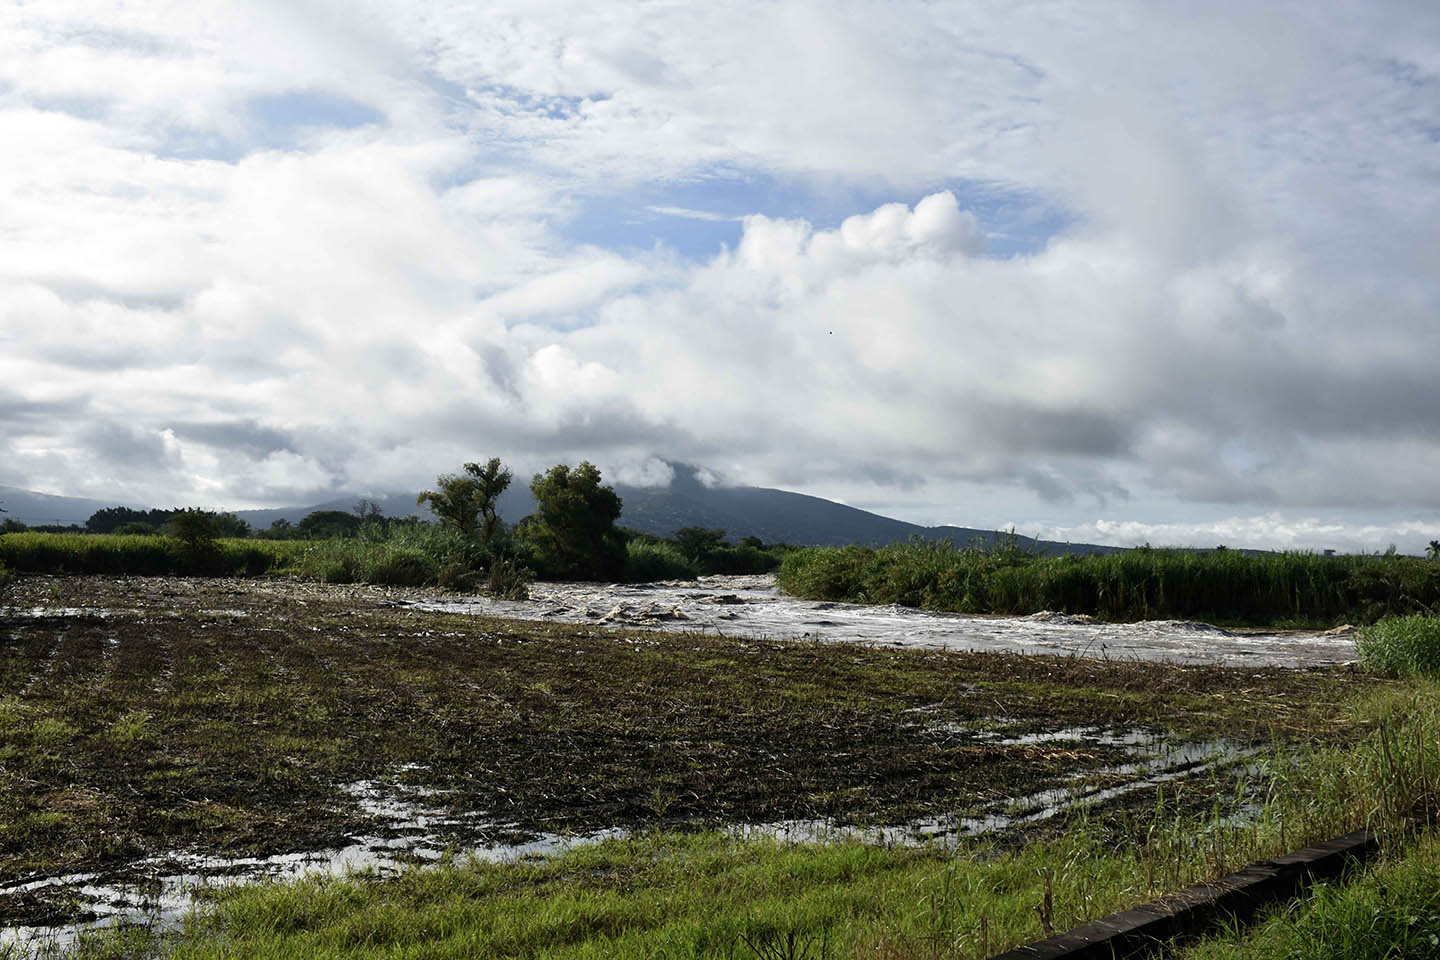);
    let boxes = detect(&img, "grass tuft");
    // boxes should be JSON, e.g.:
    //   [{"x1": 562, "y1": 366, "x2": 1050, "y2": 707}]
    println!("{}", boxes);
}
[
  {"x1": 1357, "y1": 615, "x2": 1440, "y2": 678},
  {"x1": 1180, "y1": 832, "x2": 1440, "y2": 960}
]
